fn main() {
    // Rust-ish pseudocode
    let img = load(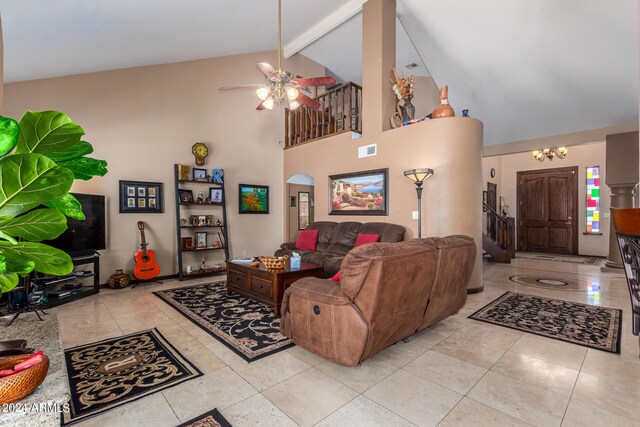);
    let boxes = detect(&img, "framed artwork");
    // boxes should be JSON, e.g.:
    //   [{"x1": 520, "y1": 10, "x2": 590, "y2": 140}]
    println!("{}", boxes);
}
[
  {"x1": 195, "y1": 232, "x2": 207, "y2": 248},
  {"x1": 209, "y1": 188, "x2": 223, "y2": 204},
  {"x1": 298, "y1": 192, "x2": 310, "y2": 230},
  {"x1": 181, "y1": 237, "x2": 193, "y2": 250},
  {"x1": 239, "y1": 184, "x2": 269, "y2": 214},
  {"x1": 212, "y1": 168, "x2": 224, "y2": 184},
  {"x1": 119, "y1": 181, "x2": 163, "y2": 213},
  {"x1": 179, "y1": 189, "x2": 194, "y2": 204},
  {"x1": 328, "y1": 168, "x2": 388, "y2": 216},
  {"x1": 193, "y1": 168, "x2": 207, "y2": 181}
]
